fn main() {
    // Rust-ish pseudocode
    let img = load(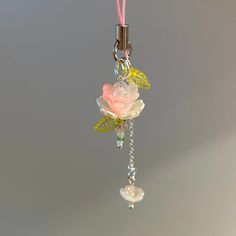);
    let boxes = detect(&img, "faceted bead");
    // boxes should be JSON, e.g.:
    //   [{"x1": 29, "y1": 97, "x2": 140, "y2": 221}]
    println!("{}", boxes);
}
[
  {"x1": 116, "y1": 132, "x2": 125, "y2": 149},
  {"x1": 115, "y1": 121, "x2": 128, "y2": 149}
]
